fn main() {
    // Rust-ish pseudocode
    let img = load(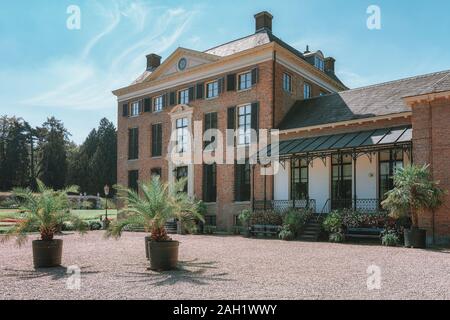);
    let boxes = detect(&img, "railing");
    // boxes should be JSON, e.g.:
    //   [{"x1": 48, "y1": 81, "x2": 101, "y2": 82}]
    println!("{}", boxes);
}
[
  {"x1": 321, "y1": 199, "x2": 385, "y2": 214},
  {"x1": 253, "y1": 199, "x2": 316, "y2": 214}
]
